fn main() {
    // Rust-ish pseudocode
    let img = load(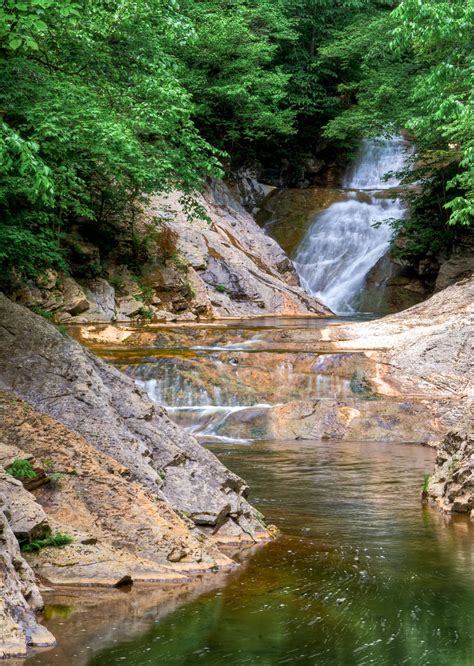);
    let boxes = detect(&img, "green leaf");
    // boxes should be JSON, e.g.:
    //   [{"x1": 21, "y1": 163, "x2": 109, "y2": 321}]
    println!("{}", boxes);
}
[{"x1": 8, "y1": 37, "x2": 23, "y2": 50}]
